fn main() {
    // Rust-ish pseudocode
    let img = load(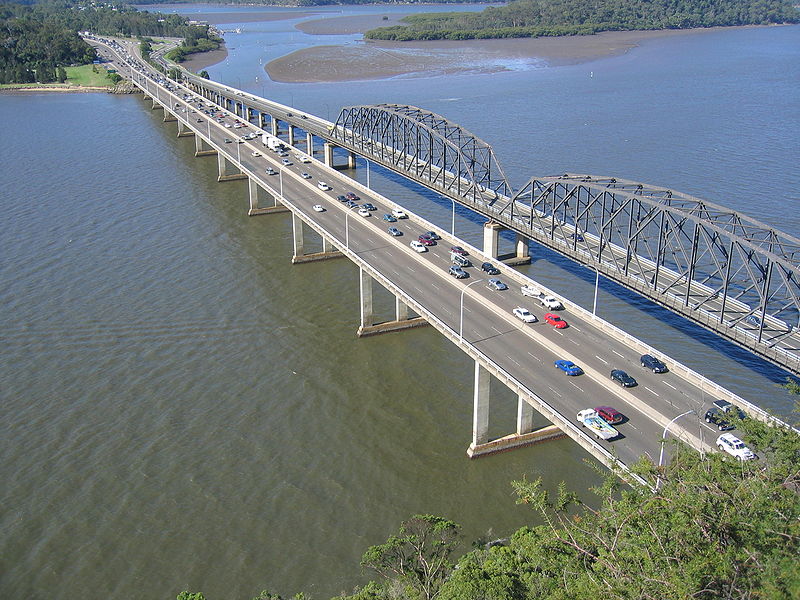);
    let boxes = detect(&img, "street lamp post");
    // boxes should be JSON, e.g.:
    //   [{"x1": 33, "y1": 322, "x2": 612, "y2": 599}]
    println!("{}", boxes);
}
[
  {"x1": 459, "y1": 279, "x2": 485, "y2": 343},
  {"x1": 656, "y1": 410, "x2": 696, "y2": 490},
  {"x1": 592, "y1": 266, "x2": 600, "y2": 317}
]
